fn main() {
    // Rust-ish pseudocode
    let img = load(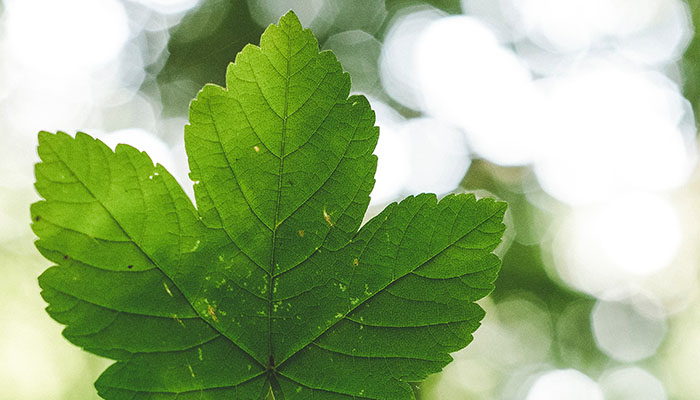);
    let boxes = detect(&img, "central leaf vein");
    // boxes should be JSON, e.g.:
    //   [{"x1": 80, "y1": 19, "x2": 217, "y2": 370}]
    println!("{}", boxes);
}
[{"x1": 267, "y1": 26, "x2": 293, "y2": 371}]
